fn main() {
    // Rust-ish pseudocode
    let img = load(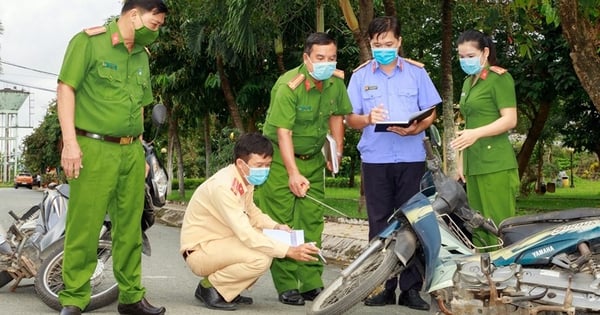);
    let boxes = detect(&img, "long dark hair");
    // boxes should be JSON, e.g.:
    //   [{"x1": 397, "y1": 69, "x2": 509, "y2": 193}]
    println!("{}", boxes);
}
[{"x1": 457, "y1": 30, "x2": 497, "y2": 66}]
